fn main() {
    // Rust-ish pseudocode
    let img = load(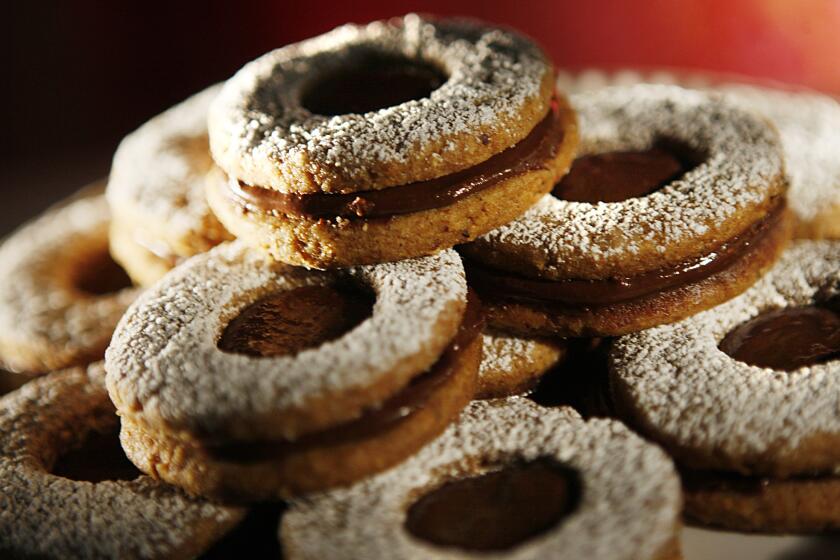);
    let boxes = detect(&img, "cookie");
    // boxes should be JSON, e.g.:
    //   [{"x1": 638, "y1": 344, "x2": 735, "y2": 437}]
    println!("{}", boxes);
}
[
  {"x1": 0, "y1": 364, "x2": 243, "y2": 559},
  {"x1": 107, "y1": 84, "x2": 232, "y2": 286},
  {"x1": 557, "y1": 69, "x2": 840, "y2": 239},
  {"x1": 611, "y1": 240, "x2": 840, "y2": 531},
  {"x1": 461, "y1": 84, "x2": 791, "y2": 337},
  {"x1": 0, "y1": 195, "x2": 138, "y2": 374},
  {"x1": 477, "y1": 330, "x2": 566, "y2": 399},
  {"x1": 207, "y1": 14, "x2": 578, "y2": 268},
  {"x1": 282, "y1": 399, "x2": 682, "y2": 560},
  {"x1": 107, "y1": 242, "x2": 481, "y2": 501}
]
